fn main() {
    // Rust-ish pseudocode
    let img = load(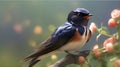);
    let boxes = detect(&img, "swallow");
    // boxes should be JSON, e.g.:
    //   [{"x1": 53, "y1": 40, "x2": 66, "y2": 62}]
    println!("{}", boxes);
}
[{"x1": 24, "y1": 8, "x2": 93, "y2": 67}]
